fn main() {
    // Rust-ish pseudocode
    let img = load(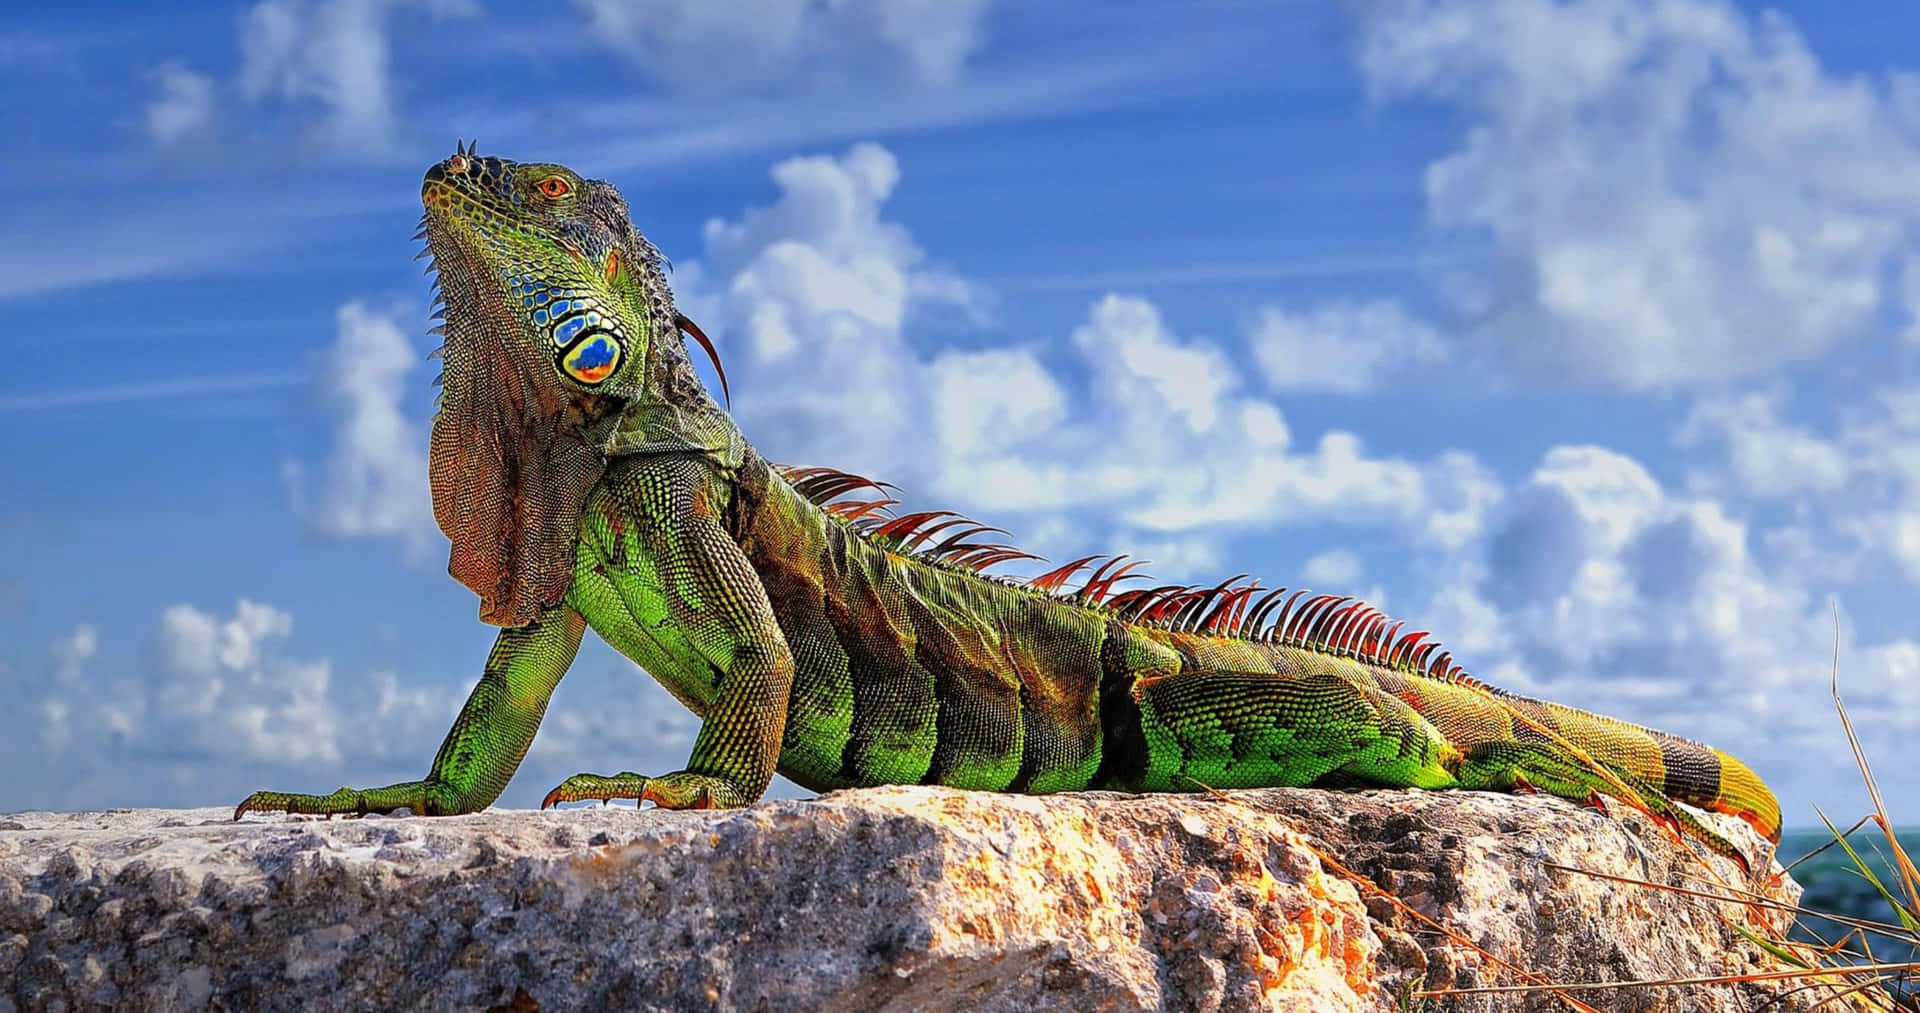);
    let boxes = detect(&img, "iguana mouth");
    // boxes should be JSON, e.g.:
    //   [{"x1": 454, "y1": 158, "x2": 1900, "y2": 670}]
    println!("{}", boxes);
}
[{"x1": 419, "y1": 144, "x2": 610, "y2": 628}]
